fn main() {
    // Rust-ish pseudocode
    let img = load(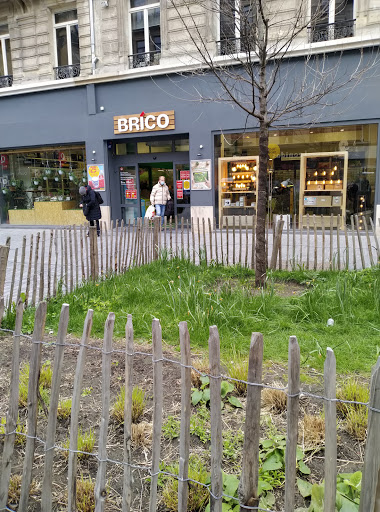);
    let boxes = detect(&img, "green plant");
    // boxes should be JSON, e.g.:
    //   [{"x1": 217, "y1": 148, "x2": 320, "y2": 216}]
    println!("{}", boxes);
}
[
  {"x1": 76, "y1": 474, "x2": 95, "y2": 512},
  {"x1": 163, "y1": 415, "x2": 181, "y2": 440},
  {"x1": 296, "y1": 471, "x2": 361, "y2": 511},
  {"x1": 7, "y1": 474, "x2": 39, "y2": 506},
  {"x1": 63, "y1": 428, "x2": 95, "y2": 460},
  {"x1": 160, "y1": 455, "x2": 209, "y2": 512},
  {"x1": 18, "y1": 361, "x2": 52, "y2": 409},
  {"x1": 39, "y1": 361, "x2": 53, "y2": 389},
  {"x1": 191, "y1": 376, "x2": 242, "y2": 409},
  {"x1": 111, "y1": 385, "x2": 146, "y2": 424},
  {"x1": 0, "y1": 416, "x2": 26, "y2": 446},
  {"x1": 190, "y1": 405, "x2": 211, "y2": 443},
  {"x1": 226, "y1": 357, "x2": 248, "y2": 395},
  {"x1": 337, "y1": 378, "x2": 369, "y2": 440},
  {"x1": 223, "y1": 429, "x2": 244, "y2": 461},
  {"x1": 57, "y1": 398, "x2": 72, "y2": 420}
]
